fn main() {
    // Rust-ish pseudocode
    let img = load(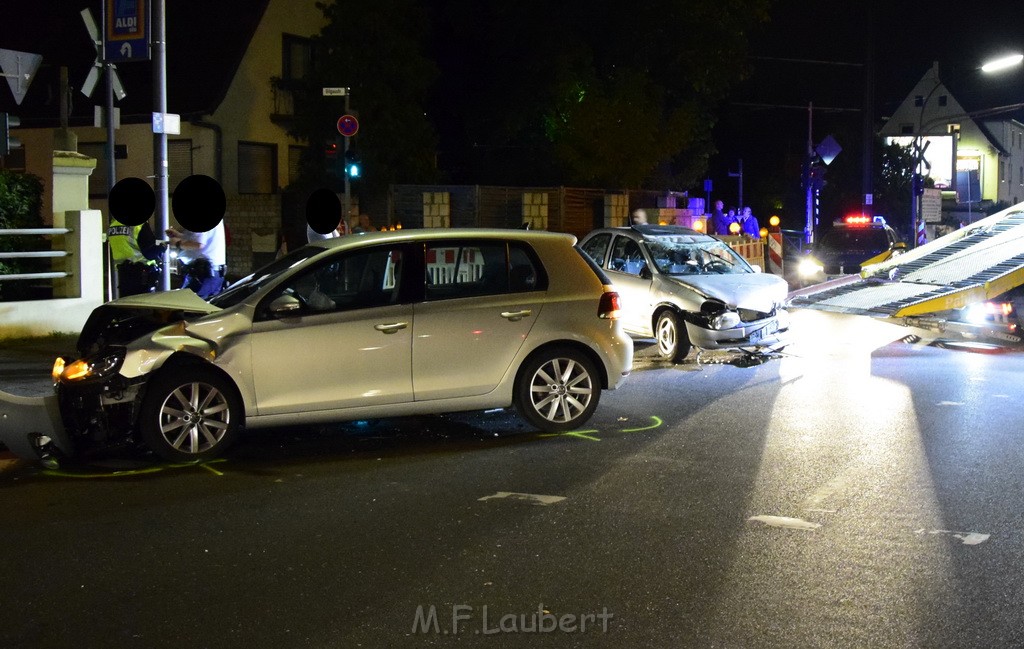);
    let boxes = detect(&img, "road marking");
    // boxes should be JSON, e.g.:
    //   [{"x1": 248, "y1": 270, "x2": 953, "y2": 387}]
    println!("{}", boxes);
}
[
  {"x1": 748, "y1": 515, "x2": 821, "y2": 531},
  {"x1": 537, "y1": 416, "x2": 663, "y2": 442},
  {"x1": 914, "y1": 529, "x2": 991, "y2": 545},
  {"x1": 41, "y1": 458, "x2": 228, "y2": 479},
  {"x1": 478, "y1": 492, "x2": 566, "y2": 506},
  {"x1": 937, "y1": 401, "x2": 965, "y2": 406}
]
